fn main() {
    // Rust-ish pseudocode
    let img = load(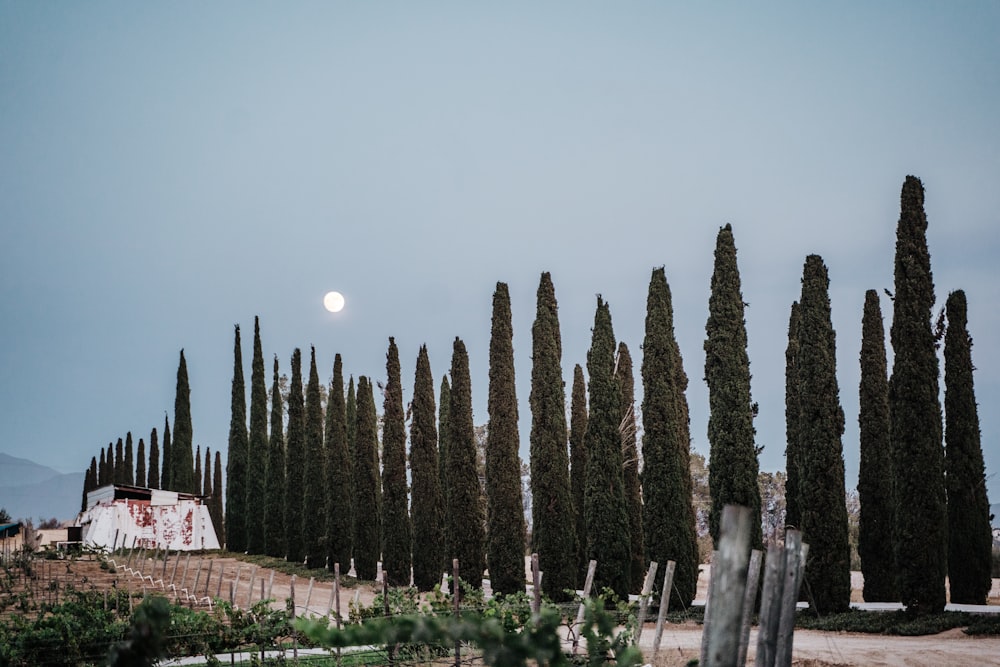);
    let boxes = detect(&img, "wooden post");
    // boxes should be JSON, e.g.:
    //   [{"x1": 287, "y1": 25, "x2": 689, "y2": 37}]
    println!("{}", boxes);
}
[
  {"x1": 774, "y1": 531, "x2": 806, "y2": 667},
  {"x1": 703, "y1": 505, "x2": 753, "y2": 667},
  {"x1": 571, "y1": 559, "x2": 598, "y2": 655},
  {"x1": 453, "y1": 559, "x2": 461, "y2": 667},
  {"x1": 112, "y1": 529, "x2": 120, "y2": 556},
  {"x1": 170, "y1": 551, "x2": 181, "y2": 589},
  {"x1": 203, "y1": 559, "x2": 214, "y2": 598},
  {"x1": 216, "y1": 564, "x2": 225, "y2": 600},
  {"x1": 246, "y1": 566, "x2": 258, "y2": 607},
  {"x1": 180, "y1": 552, "x2": 192, "y2": 594},
  {"x1": 192, "y1": 559, "x2": 204, "y2": 599},
  {"x1": 700, "y1": 550, "x2": 718, "y2": 666},
  {"x1": 161, "y1": 550, "x2": 170, "y2": 582},
  {"x1": 305, "y1": 576, "x2": 315, "y2": 616},
  {"x1": 635, "y1": 561, "x2": 659, "y2": 642},
  {"x1": 652, "y1": 560, "x2": 677, "y2": 659},
  {"x1": 266, "y1": 569, "x2": 275, "y2": 601},
  {"x1": 737, "y1": 549, "x2": 763, "y2": 666},
  {"x1": 289, "y1": 574, "x2": 297, "y2": 617},
  {"x1": 231, "y1": 566, "x2": 243, "y2": 605},
  {"x1": 530, "y1": 553, "x2": 542, "y2": 620},
  {"x1": 755, "y1": 544, "x2": 785, "y2": 667}
]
